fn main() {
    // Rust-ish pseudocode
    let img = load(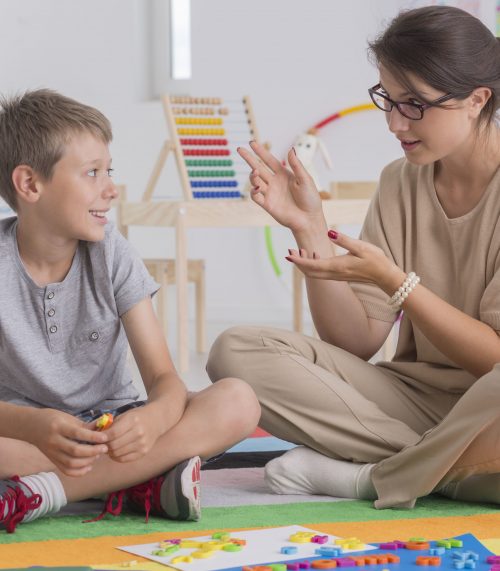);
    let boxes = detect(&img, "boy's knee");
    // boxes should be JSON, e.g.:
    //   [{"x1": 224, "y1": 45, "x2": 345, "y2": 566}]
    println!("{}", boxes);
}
[{"x1": 213, "y1": 377, "x2": 261, "y2": 433}]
